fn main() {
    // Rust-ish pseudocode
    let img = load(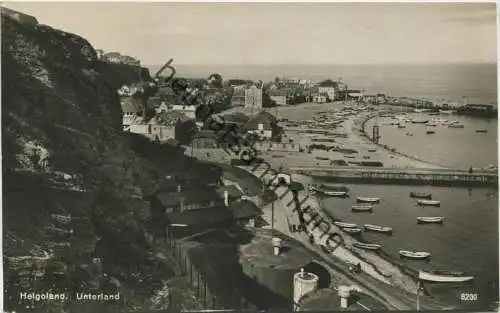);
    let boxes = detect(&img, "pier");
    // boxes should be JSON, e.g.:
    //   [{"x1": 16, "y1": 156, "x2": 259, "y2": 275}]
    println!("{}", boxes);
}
[{"x1": 290, "y1": 167, "x2": 498, "y2": 187}]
